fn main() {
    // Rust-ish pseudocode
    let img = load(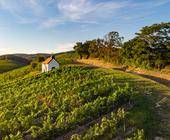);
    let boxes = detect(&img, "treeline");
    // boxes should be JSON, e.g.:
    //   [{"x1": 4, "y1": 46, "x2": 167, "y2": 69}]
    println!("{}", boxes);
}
[
  {"x1": 74, "y1": 31, "x2": 123, "y2": 63},
  {"x1": 0, "y1": 55, "x2": 31, "y2": 65},
  {"x1": 74, "y1": 22, "x2": 170, "y2": 69}
]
